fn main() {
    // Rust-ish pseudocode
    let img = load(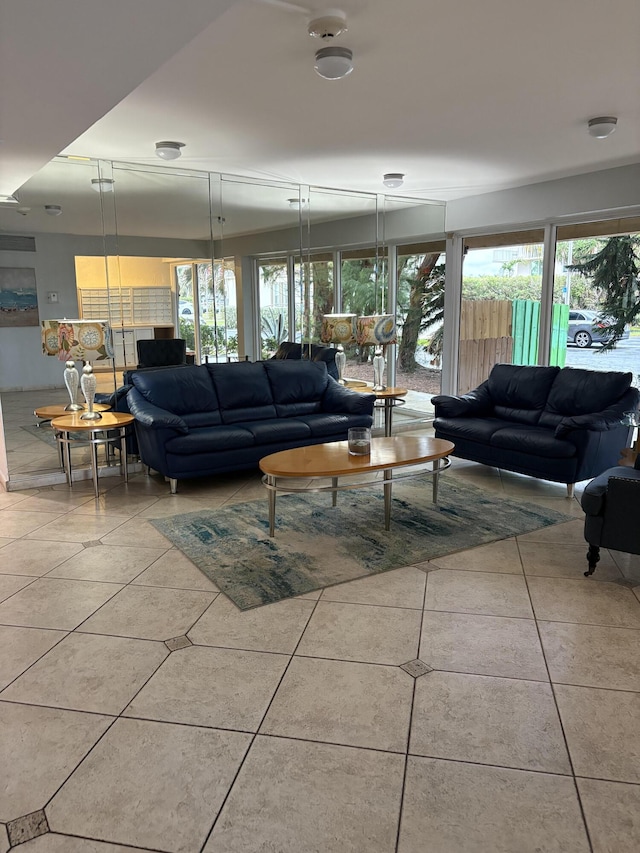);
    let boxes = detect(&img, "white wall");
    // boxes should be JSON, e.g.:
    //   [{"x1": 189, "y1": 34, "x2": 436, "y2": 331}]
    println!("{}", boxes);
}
[{"x1": 446, "y1": 164, "x2": 640, "y2": 233}]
